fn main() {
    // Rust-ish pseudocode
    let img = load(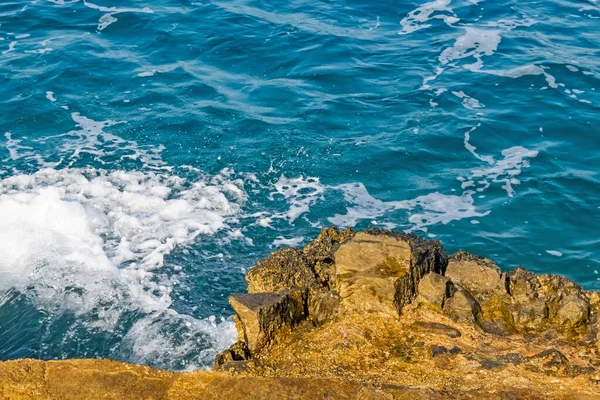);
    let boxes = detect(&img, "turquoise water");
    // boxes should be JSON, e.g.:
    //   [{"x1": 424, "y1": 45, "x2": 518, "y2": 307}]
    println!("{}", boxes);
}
[{"x1": 0, "y1": 0, "x2": 599, "y2": 370}]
